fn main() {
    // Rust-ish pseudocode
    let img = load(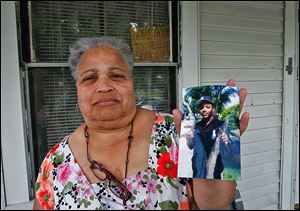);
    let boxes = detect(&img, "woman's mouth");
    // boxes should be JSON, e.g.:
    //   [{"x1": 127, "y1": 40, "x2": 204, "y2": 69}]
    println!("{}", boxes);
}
[{"x1": 94, "y1": 98, "x2": 119, "y2": 106}]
